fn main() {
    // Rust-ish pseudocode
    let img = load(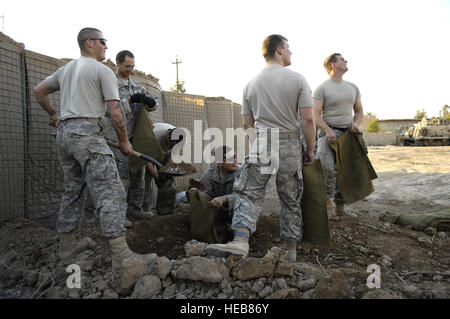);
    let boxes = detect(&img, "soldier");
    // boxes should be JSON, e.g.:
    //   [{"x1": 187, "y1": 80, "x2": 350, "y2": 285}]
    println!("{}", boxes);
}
[
  {"x1": 186, "y1": 146, "x2": 242, "y2": 243},
  {"x1": 205, "y1": 34, "x2": 316, "y2": 262},
  {"x1": 33, "y1": 27, "x2": 153, "y2": 276},
  {"x1": 100, "y1": 50, "x2": 157, "y2": 220},
  {"x1": 313, "y1": 53, "x2": 364, "y2": 216},
  {"x1": 143, "y1": 122, "x2": 183, "y2": 215}
]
